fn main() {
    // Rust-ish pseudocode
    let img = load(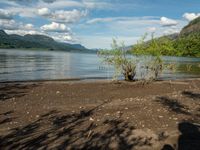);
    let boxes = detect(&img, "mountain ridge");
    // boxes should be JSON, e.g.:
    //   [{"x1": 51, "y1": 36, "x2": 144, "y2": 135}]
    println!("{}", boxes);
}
[{"x1": 0, "y1": 30, "x2": 92, "y2": 52}]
